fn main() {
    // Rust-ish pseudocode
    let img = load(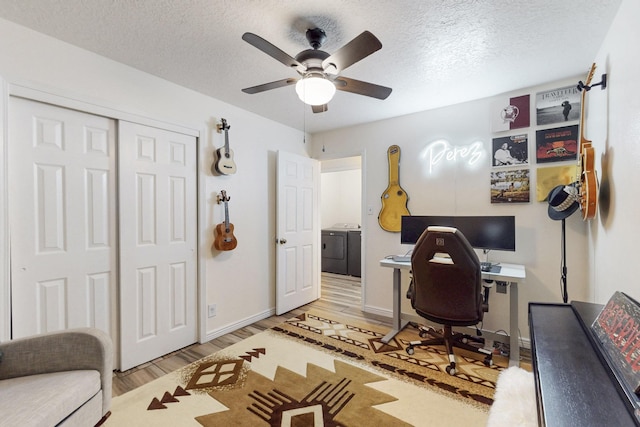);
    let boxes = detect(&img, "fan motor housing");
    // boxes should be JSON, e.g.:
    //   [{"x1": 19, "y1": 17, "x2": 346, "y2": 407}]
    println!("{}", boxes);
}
[{"x1": 295, "y1": 49, "x2": 330, "y2": 69}]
